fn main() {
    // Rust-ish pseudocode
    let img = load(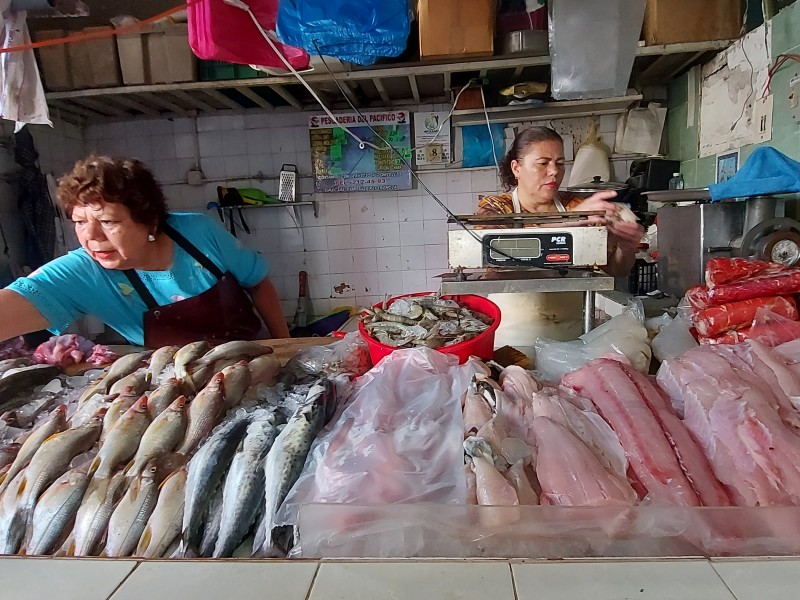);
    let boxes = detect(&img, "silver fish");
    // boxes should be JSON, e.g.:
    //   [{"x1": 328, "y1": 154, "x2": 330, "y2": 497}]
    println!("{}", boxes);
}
[
  {"x1": 104, "y1": 462, "x2": 160, "y2": 557},
  {"x1": 214, "y1": 412, "x2": 278, "y2": 558},
  {"x1": 100, "y1": 388, "x2": 140, "y2": 439},
  {"x1": 70, "y1": 392, "x2": 117, "y2": 429},
  {"x1": 109, "y1": 368, "x2": 151, "y2": 397},
  {"x1": 68, "y1": 471, "x2": 127, "y2": 556},
  {"x1": 26, "y1": 464, "x2": 90, "y2": 556},
  {"x1": 126, "y1": 396, "x2": 187, "y2": 478},
  {"x1": 0, "y1": 405, "x2": 67, "y2": 496},
  {"x1": 0, "y1": 358, "x2": 33, "y2": 377},
  {"x1": 147, "y1": 345, "x2": 180, "y2": 384},
  {"x1": 174, "y1": 341, "x2": 212, "y2": 383},
  {"x1": 219, "y1": 361, "x2": 251, "y2": 410},
  {"x1": 135, "y1": 466, "x2": 186, "y2": 558},
  {"x1": 16, "y1": 412, "x2": 104, "y2": 518},
  {"x1": 0, "y1": 468, "x2": 29, "y2": 554},
  {"x1": 180, "y1": 413, "x2": 249, "y2": 555},
  {"x1": 253, "y1": 382, "x2": 328, "y2": 557},
  {"x1": 0, "y1": 366, "x2": 61, "y2": 413},
  {"x1": 192, "y1": 341, "x2": 273, "y2": 369},
  {"x1": 99, "y1": 350, "x2": 154, "y2": 394},
  {"x1": 146, "y1": 378, "x2": 182, "y2": 419},
  {"x1": 89, "y1": 396, "x2": 150, "y2": 479},
  {"x1": 198, "y1": 483, "x2": 225, "y2": 558},
  {"x1": 0, "y1": 443, "x2": 19, "y2": 471},
  {"x1": 248, "y1": 354, "x2": 280, "y2": 387},
  {"x1": 177, "y1": 373, "x2": 225, "y2": 454}
]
